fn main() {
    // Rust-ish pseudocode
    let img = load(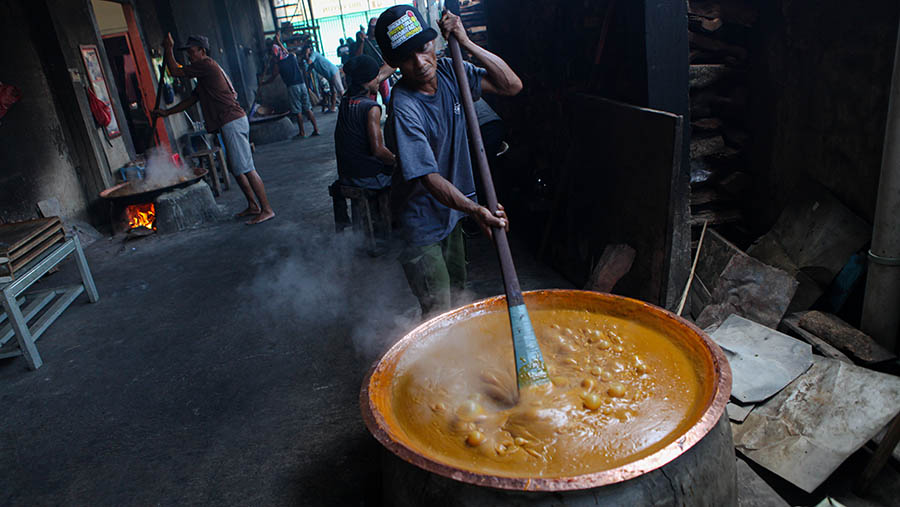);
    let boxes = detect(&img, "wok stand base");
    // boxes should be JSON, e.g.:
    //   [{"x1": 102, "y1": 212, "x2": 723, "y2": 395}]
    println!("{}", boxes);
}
[{"x1": 380, "y1": 414, "x2": 736, "y2": 507}]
